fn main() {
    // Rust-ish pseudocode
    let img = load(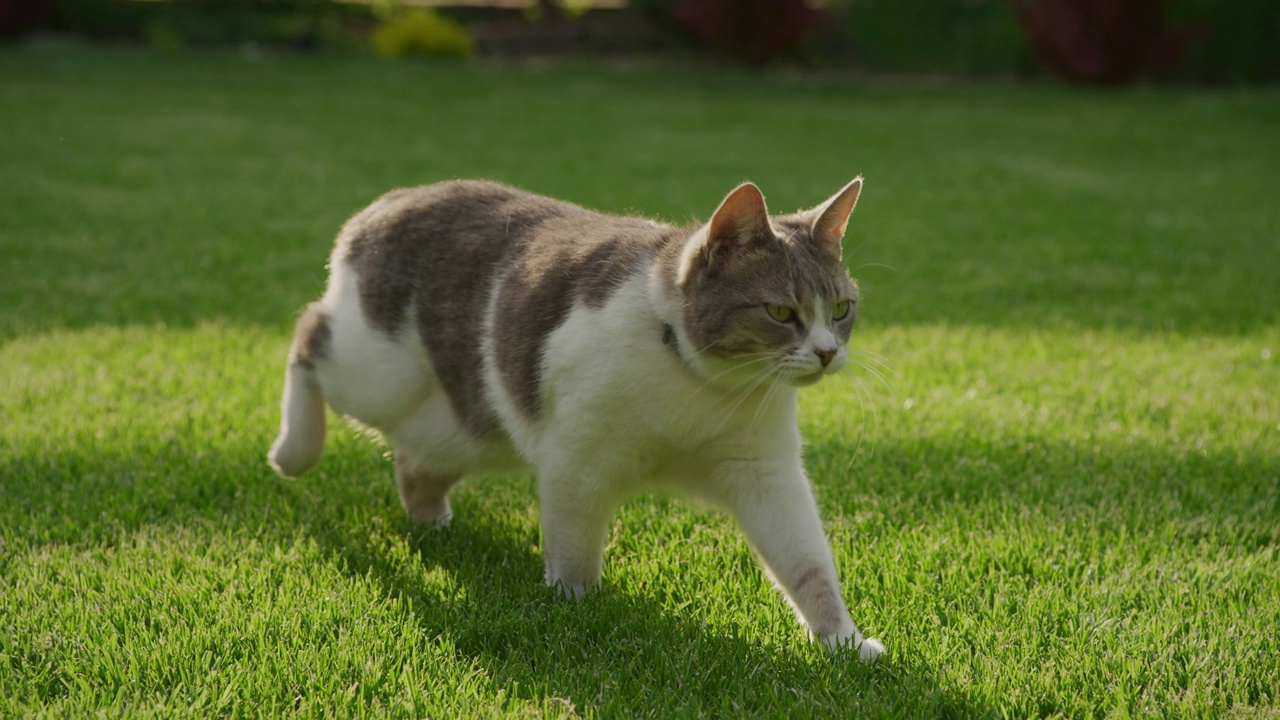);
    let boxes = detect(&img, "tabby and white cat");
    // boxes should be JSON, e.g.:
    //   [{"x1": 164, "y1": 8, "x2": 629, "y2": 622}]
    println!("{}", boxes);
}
[{"x1": 268, "y1": 178, "x2": 883, "y2": 660}]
